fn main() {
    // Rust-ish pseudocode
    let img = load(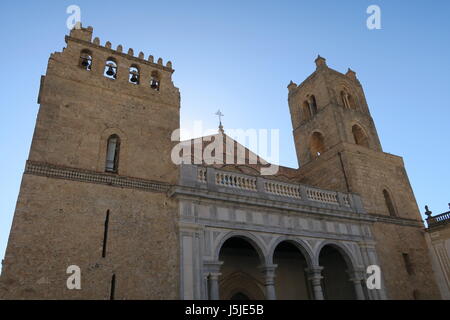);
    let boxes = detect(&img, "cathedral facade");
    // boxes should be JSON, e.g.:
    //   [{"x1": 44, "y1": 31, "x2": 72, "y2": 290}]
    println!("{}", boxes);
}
[{"x1": 0, "y1": 26, "x2": 441, "y2": 300}]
